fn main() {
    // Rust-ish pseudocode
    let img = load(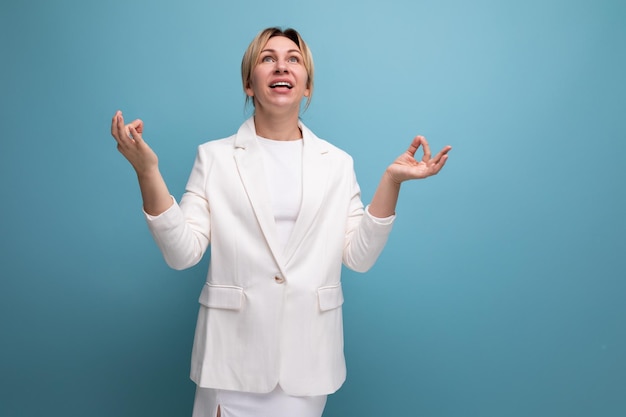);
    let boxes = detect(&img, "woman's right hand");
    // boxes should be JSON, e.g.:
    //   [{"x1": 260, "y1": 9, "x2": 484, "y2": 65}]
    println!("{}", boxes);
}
[
  {"x1": 111, "y1": 110, "x2": 159, "y2": 175},
  {"x1": 110, "y1": 110, "x2": 173, "y2": 215}
]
